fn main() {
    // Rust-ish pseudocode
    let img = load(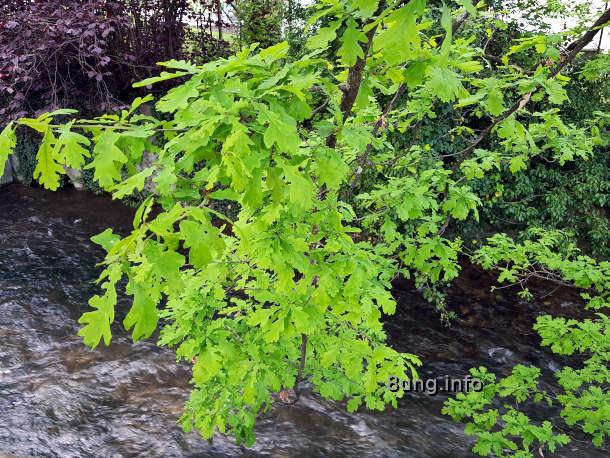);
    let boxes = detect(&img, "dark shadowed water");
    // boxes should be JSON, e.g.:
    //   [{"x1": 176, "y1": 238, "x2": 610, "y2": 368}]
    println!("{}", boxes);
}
[{"x1": 0, "y1": 184, "x2": 607, "y2": 457}]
